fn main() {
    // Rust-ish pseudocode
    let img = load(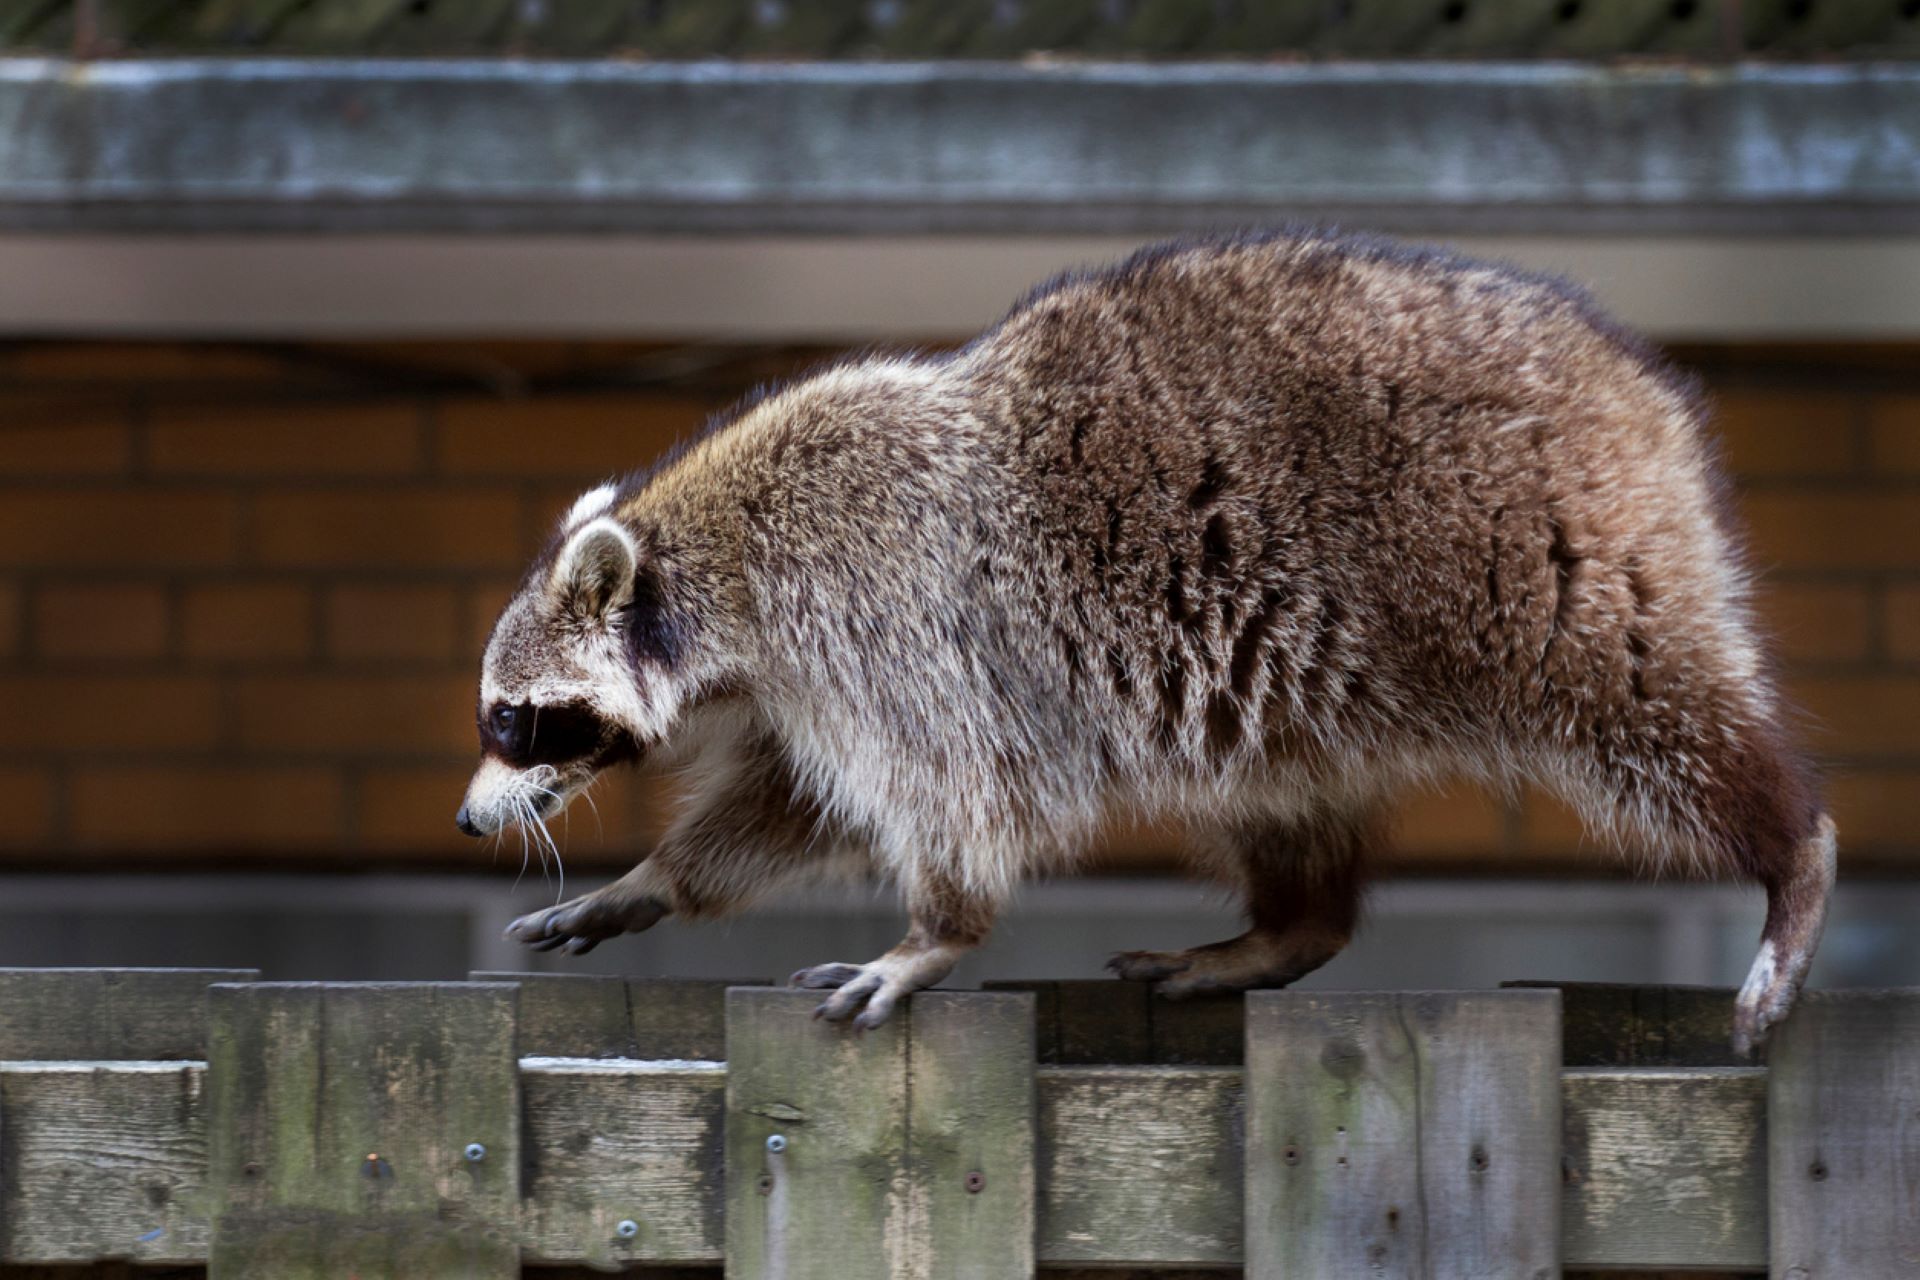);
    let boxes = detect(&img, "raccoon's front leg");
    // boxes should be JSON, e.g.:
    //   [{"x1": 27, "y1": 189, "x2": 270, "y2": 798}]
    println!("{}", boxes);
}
[
  {"x1": 794, "y1": 868, "x2": 995, "y2": 1031},
  {"x1": 507, "y1": 730, "x2": 827, "y2": 955}
]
